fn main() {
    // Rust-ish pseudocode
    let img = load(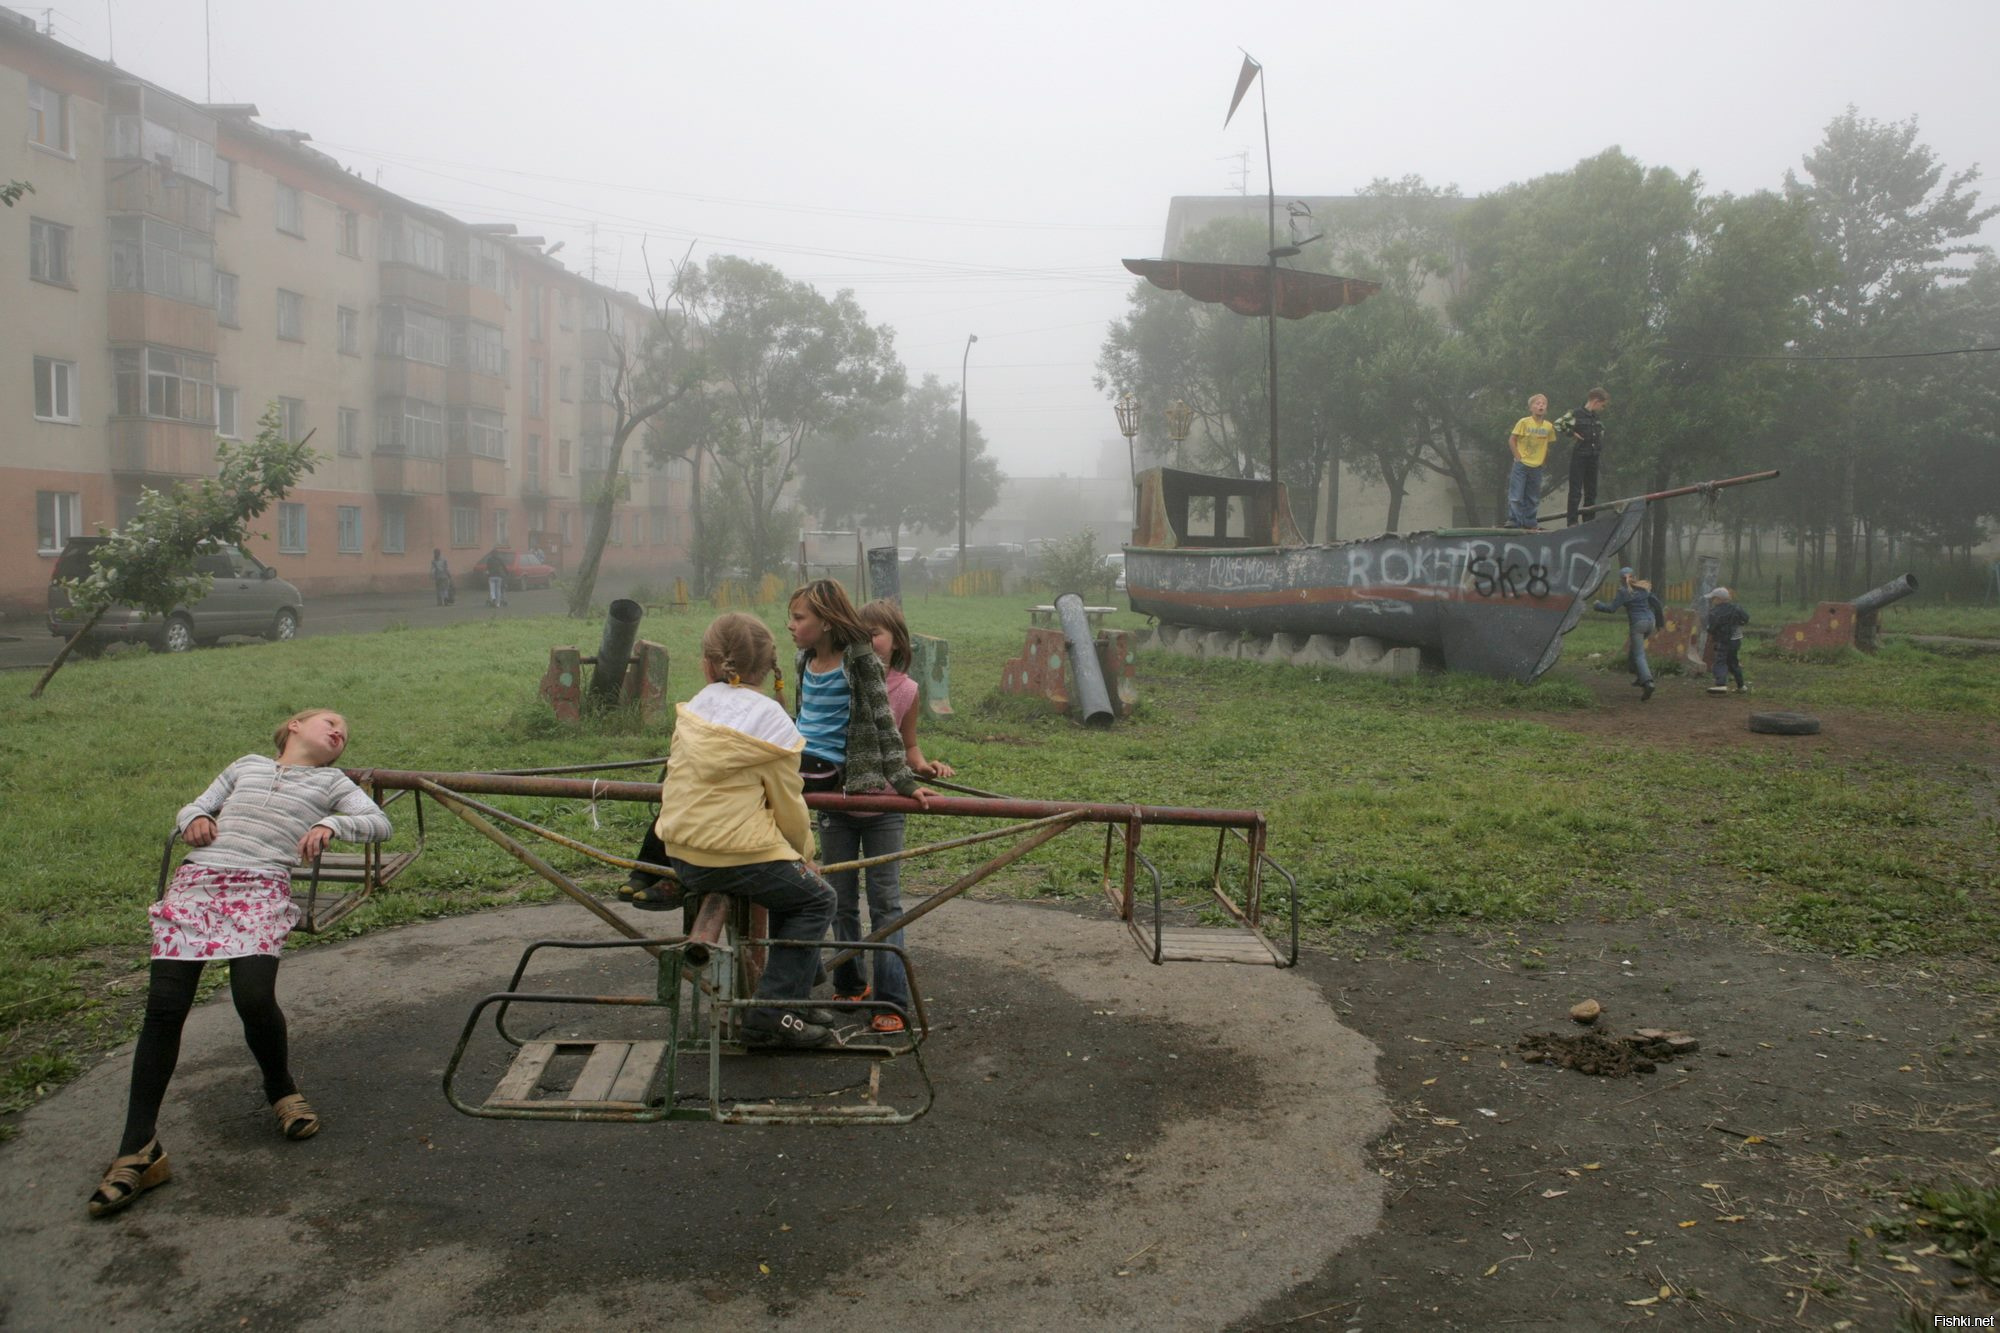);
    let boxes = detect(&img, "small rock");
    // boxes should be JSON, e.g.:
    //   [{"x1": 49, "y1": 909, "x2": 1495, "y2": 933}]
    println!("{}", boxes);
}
[{"x1": 1570, "y1": 999, "x2": 1602, "y2": 1025}]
